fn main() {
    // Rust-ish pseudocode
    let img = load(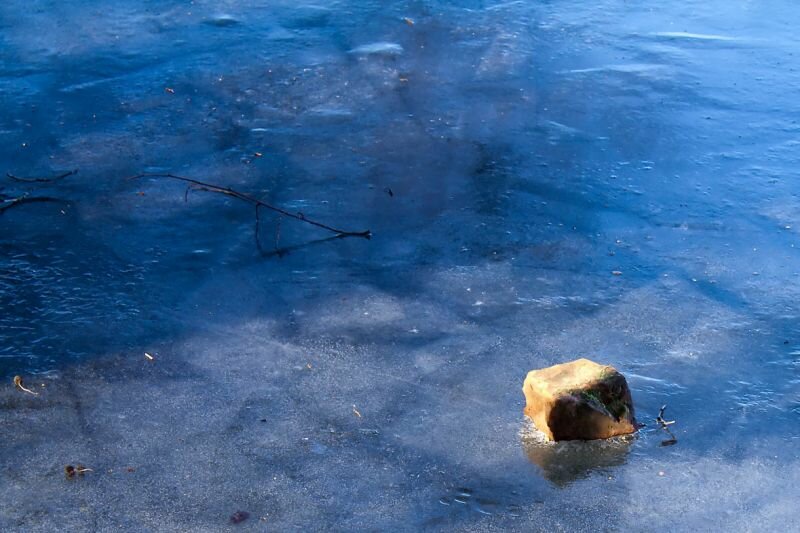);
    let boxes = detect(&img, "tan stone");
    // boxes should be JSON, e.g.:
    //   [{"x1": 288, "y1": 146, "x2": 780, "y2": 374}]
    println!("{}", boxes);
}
[{"x1": 522, "y1": 358, "x2": 637, "y2": 441}]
